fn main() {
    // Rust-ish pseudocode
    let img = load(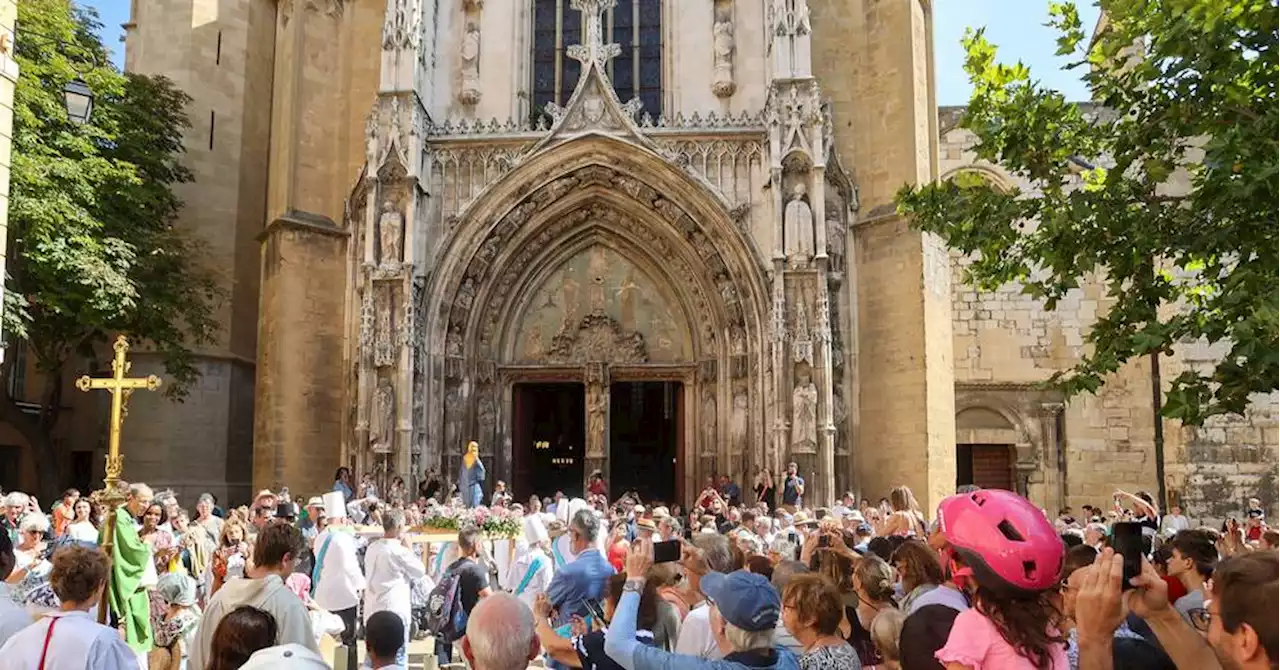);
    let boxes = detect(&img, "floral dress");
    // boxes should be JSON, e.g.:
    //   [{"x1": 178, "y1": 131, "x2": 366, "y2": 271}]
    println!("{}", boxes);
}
[{"x1": 154, "y1": 607, "x2": 201, "y2": 670}]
